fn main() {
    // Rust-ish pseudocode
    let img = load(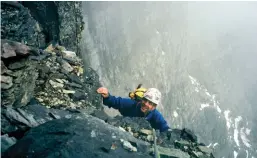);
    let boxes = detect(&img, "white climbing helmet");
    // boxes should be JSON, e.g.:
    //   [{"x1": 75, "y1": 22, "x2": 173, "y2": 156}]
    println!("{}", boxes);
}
[{"x1": 143, "y1": 88, "x2": 161, "y2": 105}]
